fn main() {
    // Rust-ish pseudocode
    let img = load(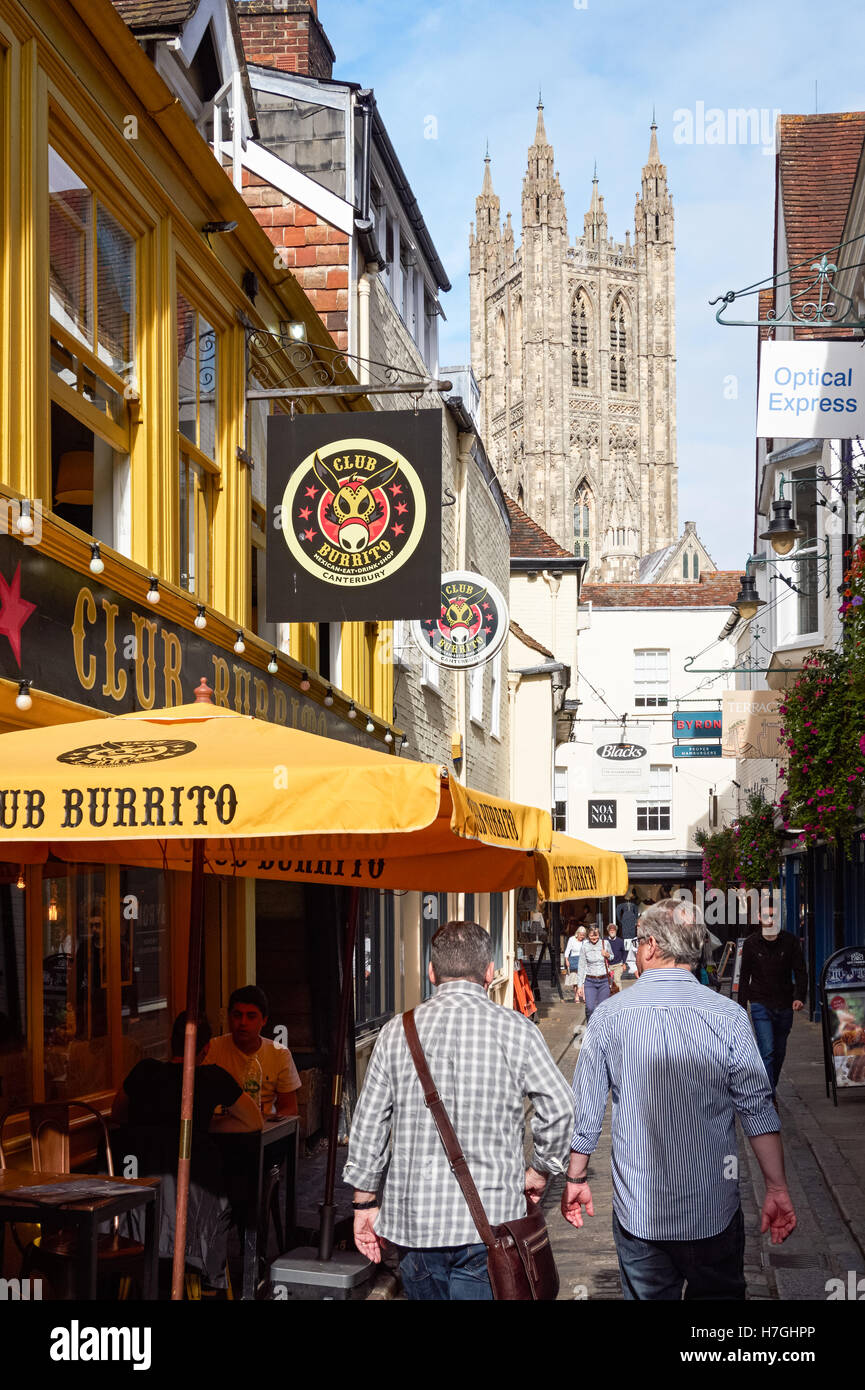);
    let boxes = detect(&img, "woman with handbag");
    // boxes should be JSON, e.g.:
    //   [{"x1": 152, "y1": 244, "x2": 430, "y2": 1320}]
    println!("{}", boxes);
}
[
  {"x1": 576, "y1": 925, "x2": 612, "y2": 1022},
  {"x1": 563, "y1": 924, "x2": 587, "y2": 1003}
]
